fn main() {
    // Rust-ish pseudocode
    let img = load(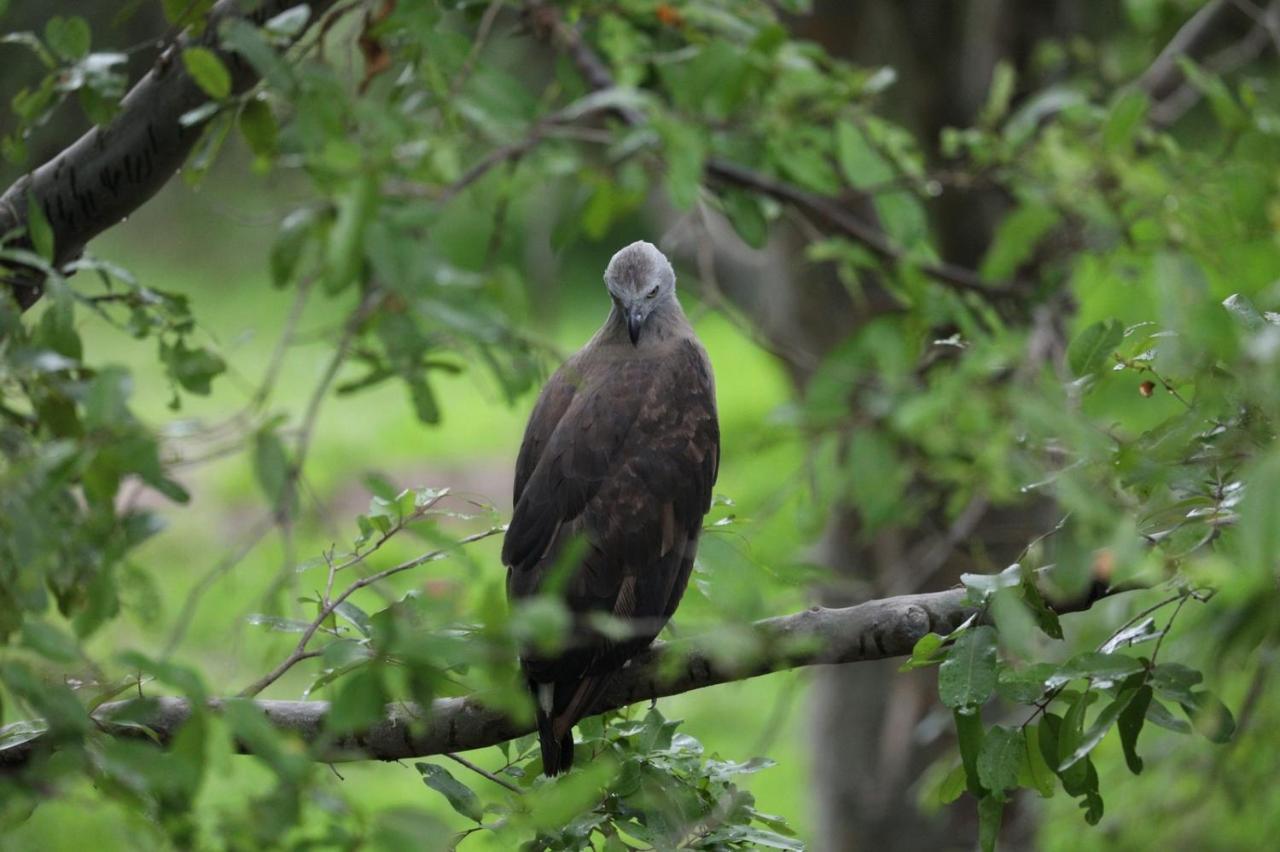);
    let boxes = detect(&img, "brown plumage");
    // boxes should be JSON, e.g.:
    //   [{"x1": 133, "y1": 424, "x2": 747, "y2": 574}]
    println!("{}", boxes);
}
[{"x1": 502, "y1": 241, "x2": 719, "y2": 776}]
